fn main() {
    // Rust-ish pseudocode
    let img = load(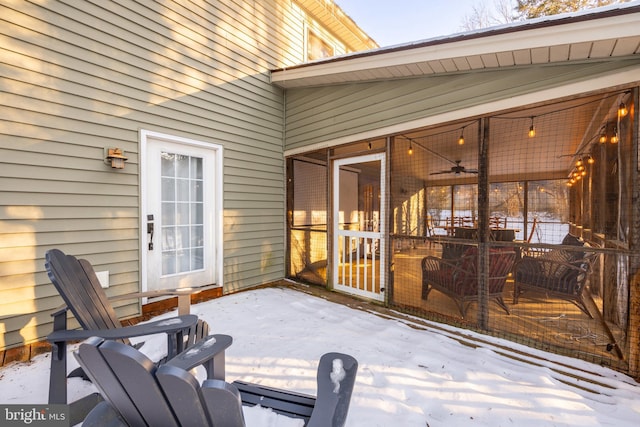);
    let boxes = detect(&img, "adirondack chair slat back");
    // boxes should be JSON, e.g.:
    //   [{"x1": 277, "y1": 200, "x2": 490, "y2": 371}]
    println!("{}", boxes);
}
[
  {"x1": 155, "y1": 364, "x2": 212, "y2": 426},
  {"x1": 46, "y1": 249, "x2": 122, "y2": 332},
  {"x1": 98, "y1": 340, "x2": 181, "y2": 427},
  {"x1": 74, "y1": 337, "x2": 147, "y2": 426},
  {"x1": 199, "y1": 380, "x2": 247, "y2": 427},
  {"x1": 77, "y1": 338, "x2": 246, "y2": 427}
]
